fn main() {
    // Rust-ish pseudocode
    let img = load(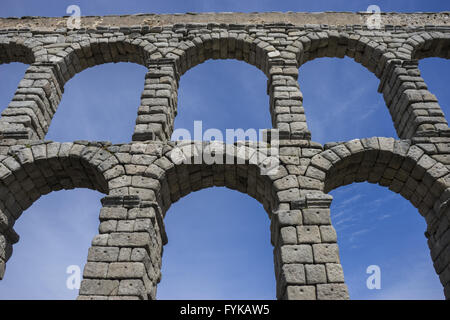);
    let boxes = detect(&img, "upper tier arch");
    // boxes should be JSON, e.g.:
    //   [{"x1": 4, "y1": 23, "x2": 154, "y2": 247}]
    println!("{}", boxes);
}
[
  {"x1": 308, "y1": 137, "x2": 450, "y2": 296},
  {"x1": 295, "y1": 31, "x2": 390, "y2": 79},
  {"x1": 165, "y1": 31, "x2": 276, "y2": 77},
  {"x1": 406, "y1": 32, "x2": 450, "y2": 60},
  {"x1": 50, "y1": 37, "x2": 154, "y2": 84},
  {"x1": 0, "y1": 38, "x2": 37, "y2": 65}
]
